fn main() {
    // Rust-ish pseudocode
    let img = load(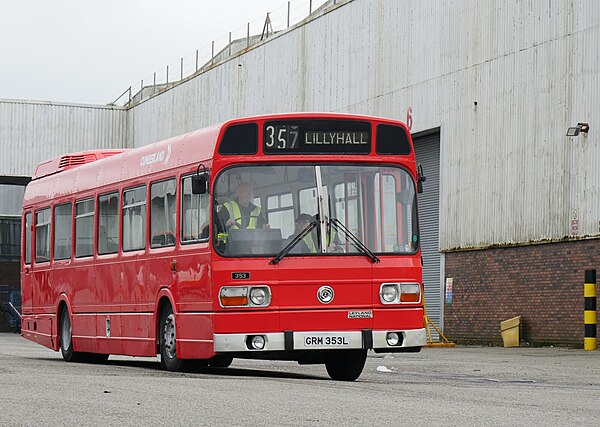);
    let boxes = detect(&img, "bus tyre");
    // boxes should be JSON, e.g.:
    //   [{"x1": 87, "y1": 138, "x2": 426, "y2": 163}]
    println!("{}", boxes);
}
[
  {"x1": 324, "y1": 349, "x2": 367, "y2": 381},
  {"x1": 208, "y1": 356, "x2": 233, "y2": 368},
  {"x1": 60, "y1": 308, "x2": 84, "y2": 363},
  {"x1": 159, "y1": 306, "x2": 185, "y2": 371},
  {"x1": 85, "y1": 353, "x2": 109, "y2": 364}
]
